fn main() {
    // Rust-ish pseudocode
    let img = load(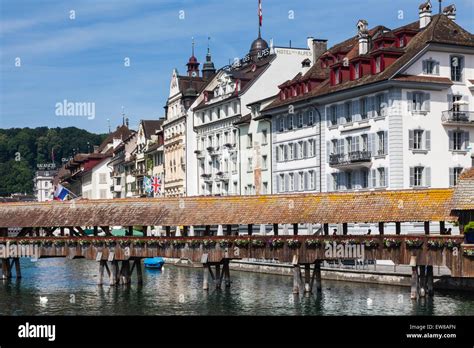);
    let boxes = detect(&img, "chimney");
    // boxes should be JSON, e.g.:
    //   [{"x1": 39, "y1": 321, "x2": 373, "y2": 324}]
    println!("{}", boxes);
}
[
  {"x1": 307, "y1": 37, "x2": 327, "y2": 65},
  {"x1": 443, "y1": 4, "x2": 456, "y2": 21},
  {"x1": 357, "y1": 20, "x2": 369, "y2": 55},
  {"x1": 419, "y1": 0, "x2": 432, "y2": 29}
]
